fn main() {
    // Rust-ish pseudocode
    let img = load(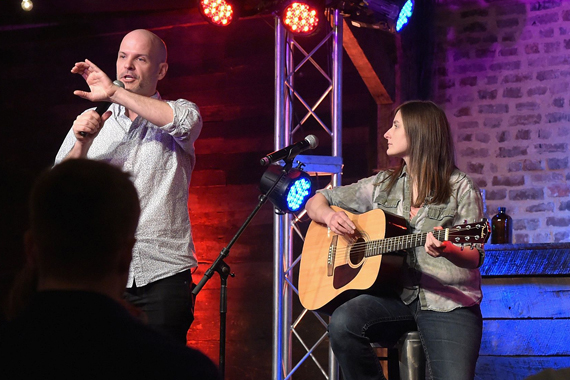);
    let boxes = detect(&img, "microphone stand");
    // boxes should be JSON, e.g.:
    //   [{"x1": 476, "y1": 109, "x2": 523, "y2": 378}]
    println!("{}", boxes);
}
[{"x1": 192, "y1": 160, "x2": 294, "y2": 380}]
